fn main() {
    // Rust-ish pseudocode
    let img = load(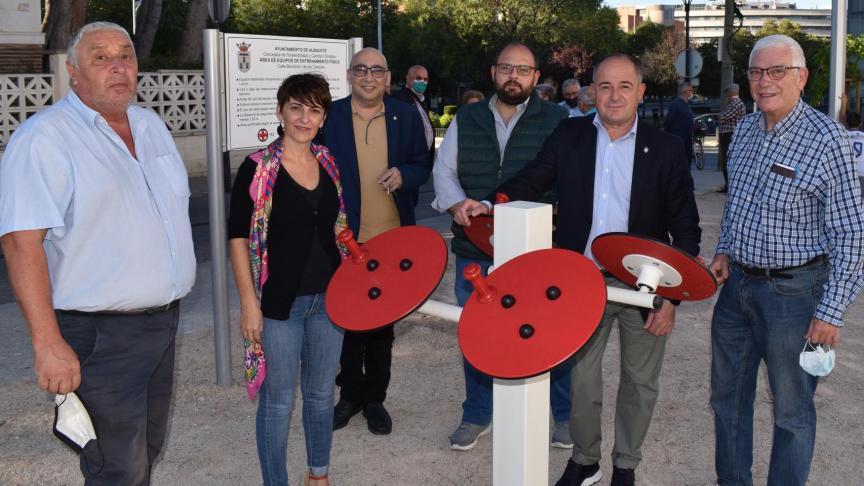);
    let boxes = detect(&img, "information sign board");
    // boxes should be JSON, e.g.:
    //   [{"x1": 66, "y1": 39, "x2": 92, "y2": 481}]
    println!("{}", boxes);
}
[{"x1": 223, "y1": 33, "x2": 354, "y2": 150}]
